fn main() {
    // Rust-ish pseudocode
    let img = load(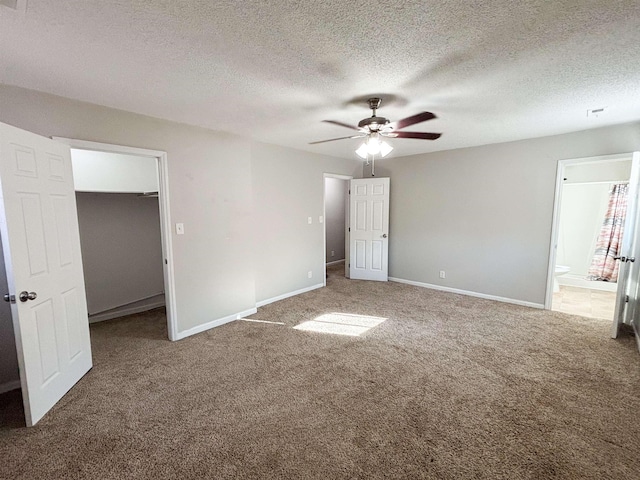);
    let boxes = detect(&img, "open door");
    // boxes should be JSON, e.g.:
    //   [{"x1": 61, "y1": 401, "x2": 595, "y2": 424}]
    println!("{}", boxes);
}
[
  {"x1": 611, "y1": 151, "x2": 640, "y2": 352},
  {"x1": 349, "y1": 177, "x2": 390, "y2": 281},
  {"x1": 0, "y1": 122, "x2": 92, "y2": 426}
]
